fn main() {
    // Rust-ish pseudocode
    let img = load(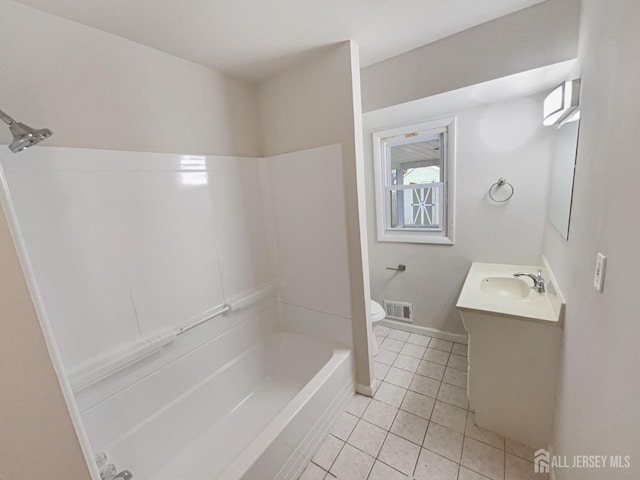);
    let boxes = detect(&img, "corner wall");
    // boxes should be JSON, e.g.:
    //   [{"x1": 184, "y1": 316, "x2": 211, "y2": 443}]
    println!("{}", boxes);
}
[
  {"x1": 360, "y1": 0, "x2": 580, "y2": 112},
  {"x1": 258, "y1": 42, "x2": 374, "y2": 391},
  {"x1": 0, "y1": 0, "x2": 260, "y2": 157},
  {"x1": 544, "y1": 1, "x2": 640, "y2": 477},
  {"x1": 0, "y1": 2, "x2": 262, "y2": 477}
]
